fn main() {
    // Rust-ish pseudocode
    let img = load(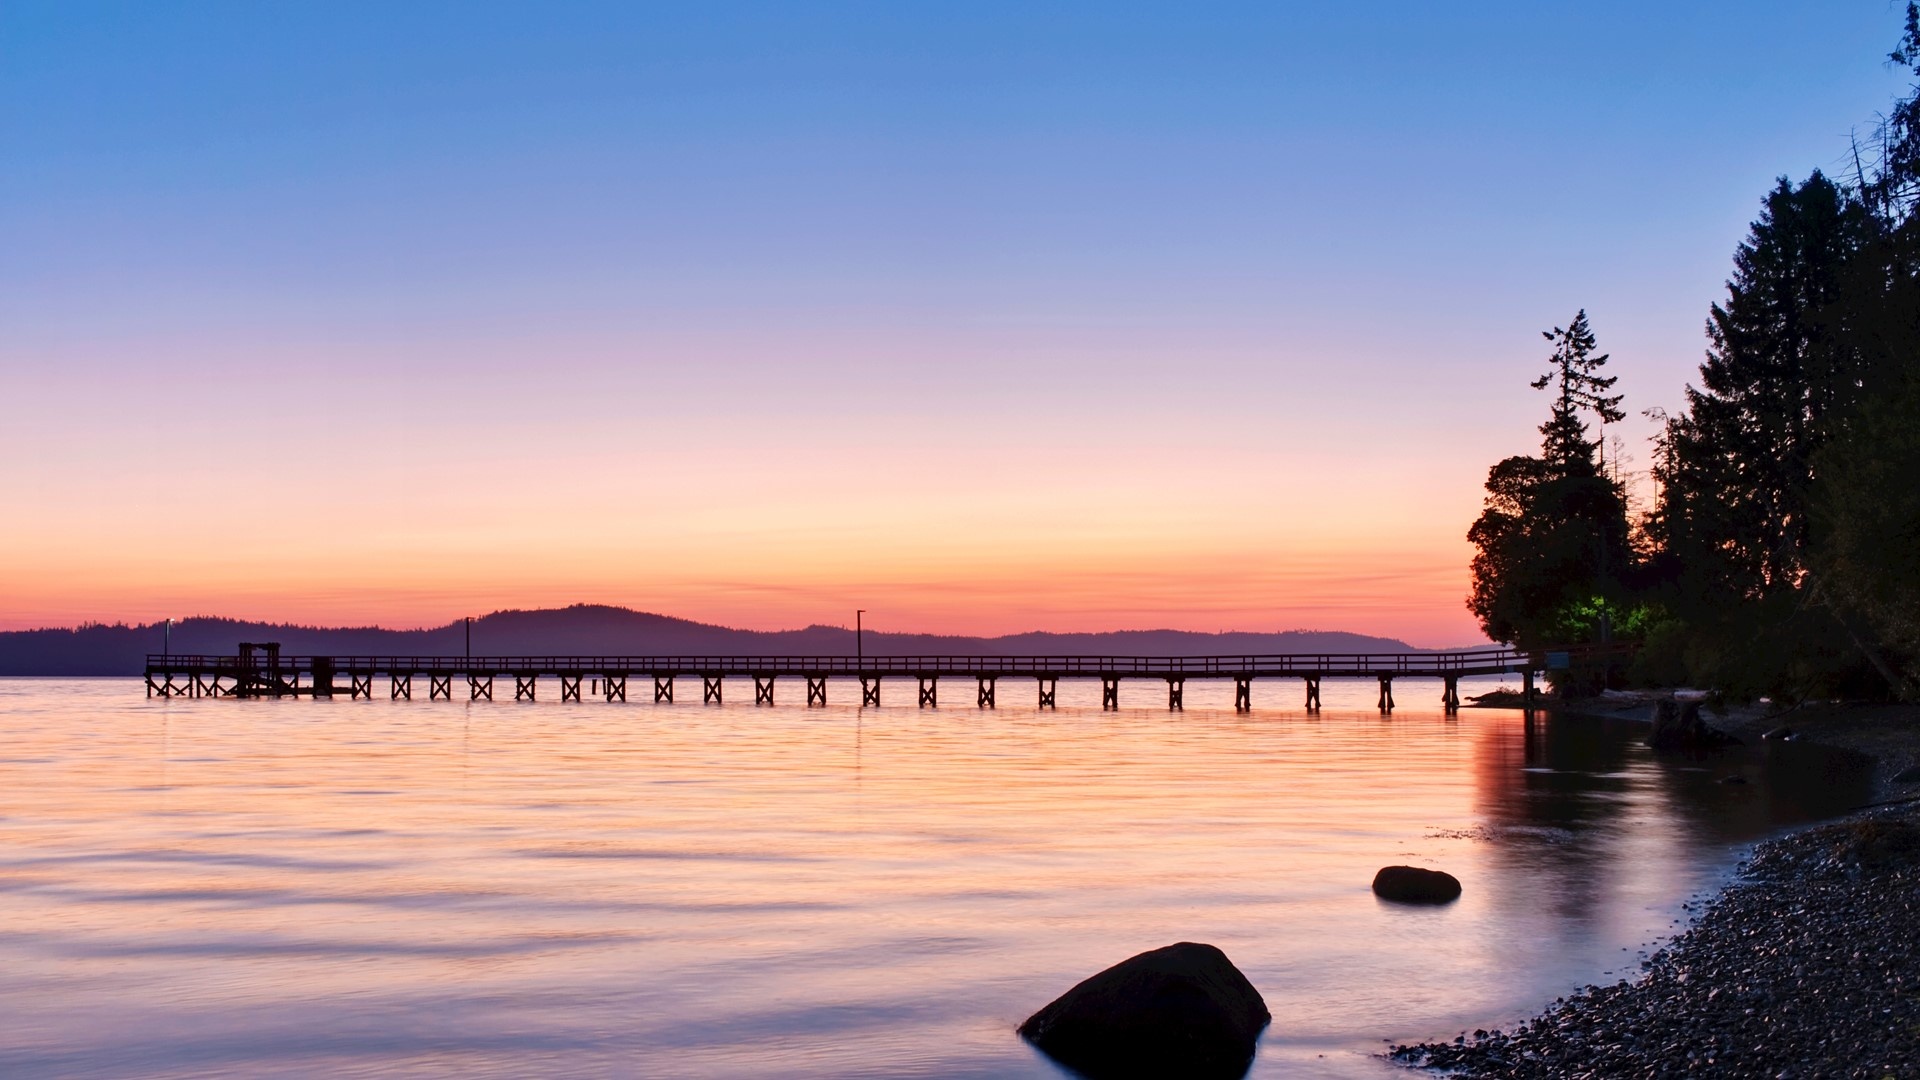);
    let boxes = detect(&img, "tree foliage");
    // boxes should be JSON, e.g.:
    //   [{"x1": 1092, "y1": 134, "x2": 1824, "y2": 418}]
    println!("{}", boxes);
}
[
  {"x1": 1469, "y1": 7, "x2": 1920, "y2": 700},
  {"x1": 1468, "y1": 313, "x2": 1631, "y2": 650}
]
